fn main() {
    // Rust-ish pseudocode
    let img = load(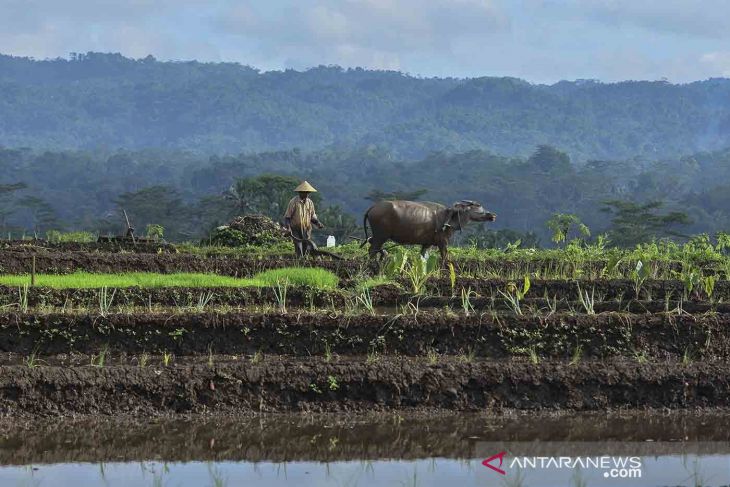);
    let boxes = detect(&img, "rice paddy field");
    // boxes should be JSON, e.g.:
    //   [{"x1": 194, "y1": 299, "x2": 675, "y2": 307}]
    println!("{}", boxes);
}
[
  {"x1": 0, "y1": 236, "x2": 729, "y2": 414},
  {"x1": 2, "y1": 237, "x2": 730, "y2": 486}
]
